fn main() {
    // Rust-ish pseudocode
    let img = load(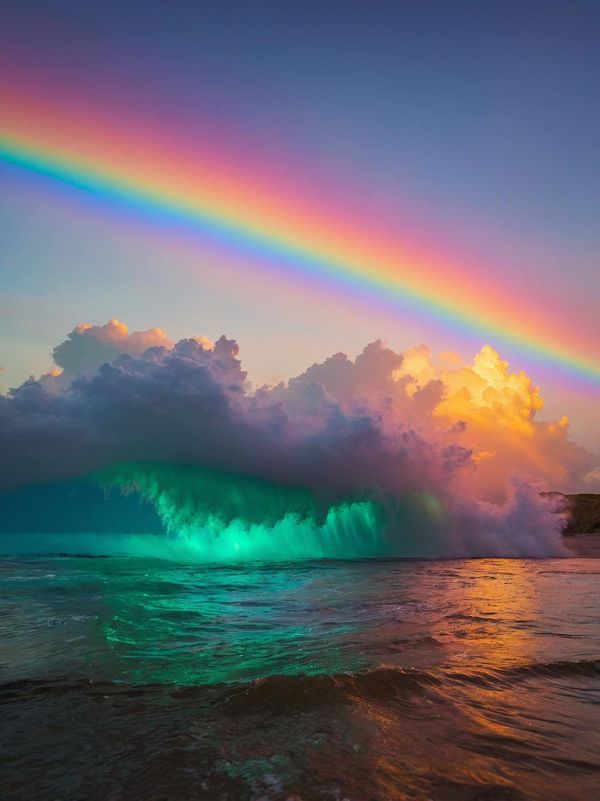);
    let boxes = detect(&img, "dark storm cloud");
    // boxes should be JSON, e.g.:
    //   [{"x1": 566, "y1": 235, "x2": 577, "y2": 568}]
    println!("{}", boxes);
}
[{"x1": 3, "y1": 319, "x2": 598, "y2": 555}]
